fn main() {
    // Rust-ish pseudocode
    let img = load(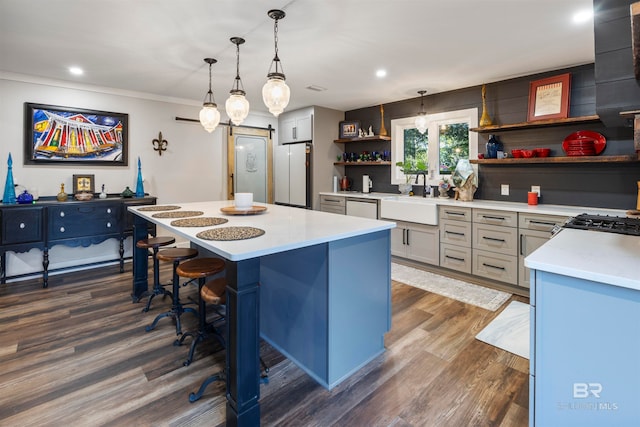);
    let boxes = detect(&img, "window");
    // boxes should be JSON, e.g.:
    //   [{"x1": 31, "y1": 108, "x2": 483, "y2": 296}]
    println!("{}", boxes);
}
[{"x1": 391, "y1": 108, "x2": 478, "y2": 185}]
